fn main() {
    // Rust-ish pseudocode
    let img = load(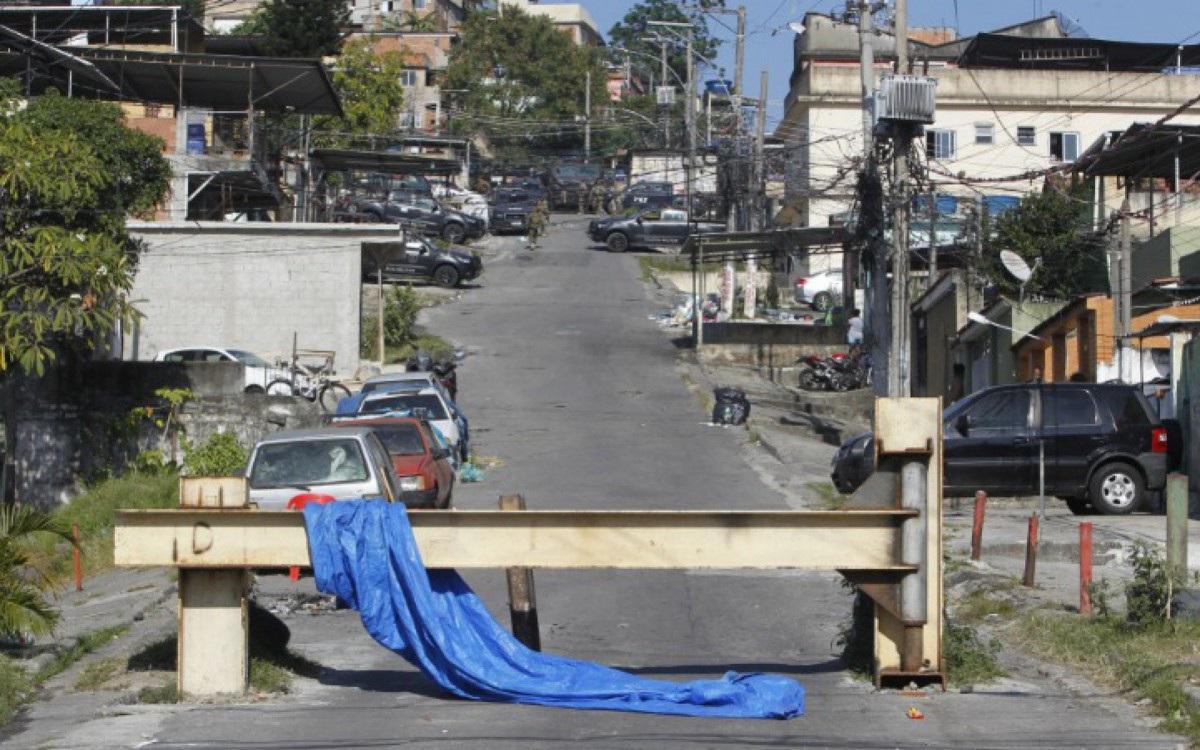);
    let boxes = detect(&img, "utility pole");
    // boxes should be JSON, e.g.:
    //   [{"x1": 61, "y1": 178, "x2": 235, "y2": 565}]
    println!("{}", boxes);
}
[
  {"x1": 927, "y1": 183, "x2": 938, "y2": 290},
  {"x1": 584, "y1": 70, "x2": 591, "y2": 162},
  {"x1": 1116, "y1": 195, "x2": 1133, "y2": 379},
  {"x1": 889, "y1": 0, "x2": 912, "y2": 397},
  {"x1": 753, "y1": 69, "x2": 768, "y2": 231}
]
